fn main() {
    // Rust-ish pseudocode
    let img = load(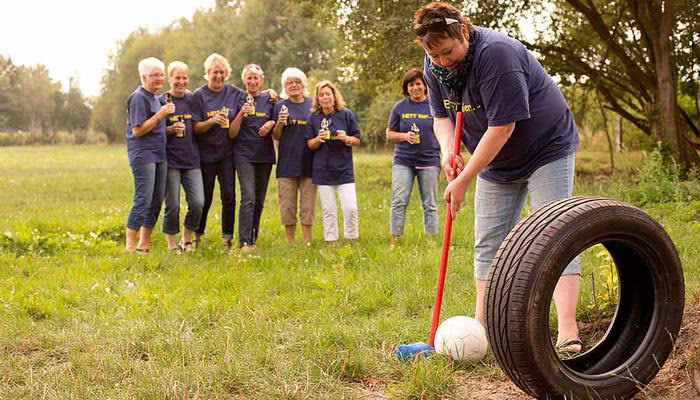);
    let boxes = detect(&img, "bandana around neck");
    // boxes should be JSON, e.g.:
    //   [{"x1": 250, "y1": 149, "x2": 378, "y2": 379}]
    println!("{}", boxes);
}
[{"x1": 428, "y1": 31, "x2": 476, "y2": 101}]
